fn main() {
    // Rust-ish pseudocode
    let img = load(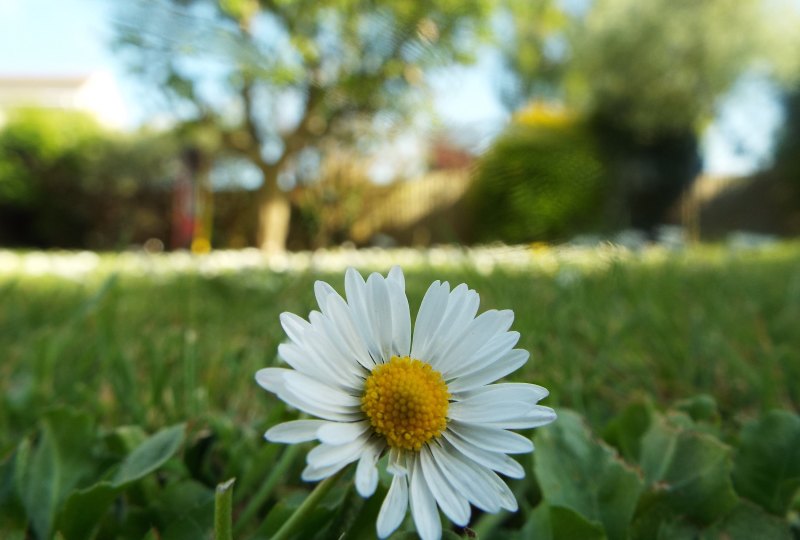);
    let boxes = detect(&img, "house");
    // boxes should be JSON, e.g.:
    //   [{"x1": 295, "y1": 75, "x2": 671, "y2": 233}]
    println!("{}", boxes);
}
[{"x1": 0, "y1": 71, "x2": 127, "y2": 129}]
